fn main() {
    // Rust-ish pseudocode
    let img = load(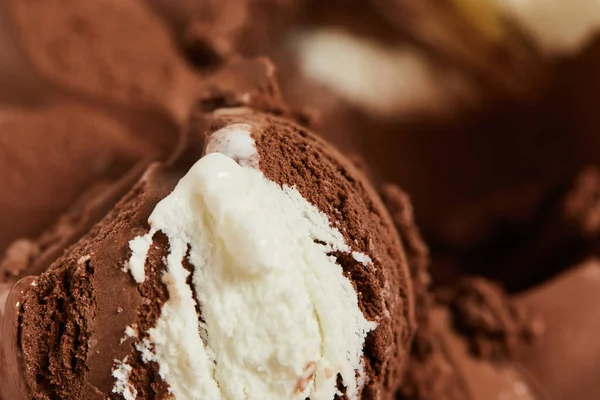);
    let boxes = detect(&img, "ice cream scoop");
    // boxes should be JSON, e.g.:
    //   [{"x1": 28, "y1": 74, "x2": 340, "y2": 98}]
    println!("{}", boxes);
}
[
  {"x1": 0, "y1": 104, "x2": 417, "y2": 400},
  {"x1": 147, "y1": 0, "x2": 300, "y2": 68}
]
